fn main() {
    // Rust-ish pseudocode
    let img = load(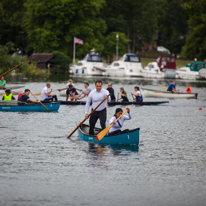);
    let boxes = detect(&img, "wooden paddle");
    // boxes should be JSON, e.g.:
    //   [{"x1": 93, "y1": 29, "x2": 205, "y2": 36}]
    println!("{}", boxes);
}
[
  {"x1": 161, "y1": 86, "x2": 180, "y2": 93},
  {"x1": 0, "y1": 64, "x2": 22, "y2": 78},
  {"x1": 161, "y1": 86, "x2": 167, "y2": 90},
  {"x1": 96, "y1": 110, "x2": 128, "y2": 141},
  {"x1": 34, "y1": 87, "x2": 68, "y2": 96},
  {"x1": 67, "y1": 94, "x2": 110, "y2": 139},
  {"x1": 30, "y1": 91, "x2": 50, "y2": 112}
]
